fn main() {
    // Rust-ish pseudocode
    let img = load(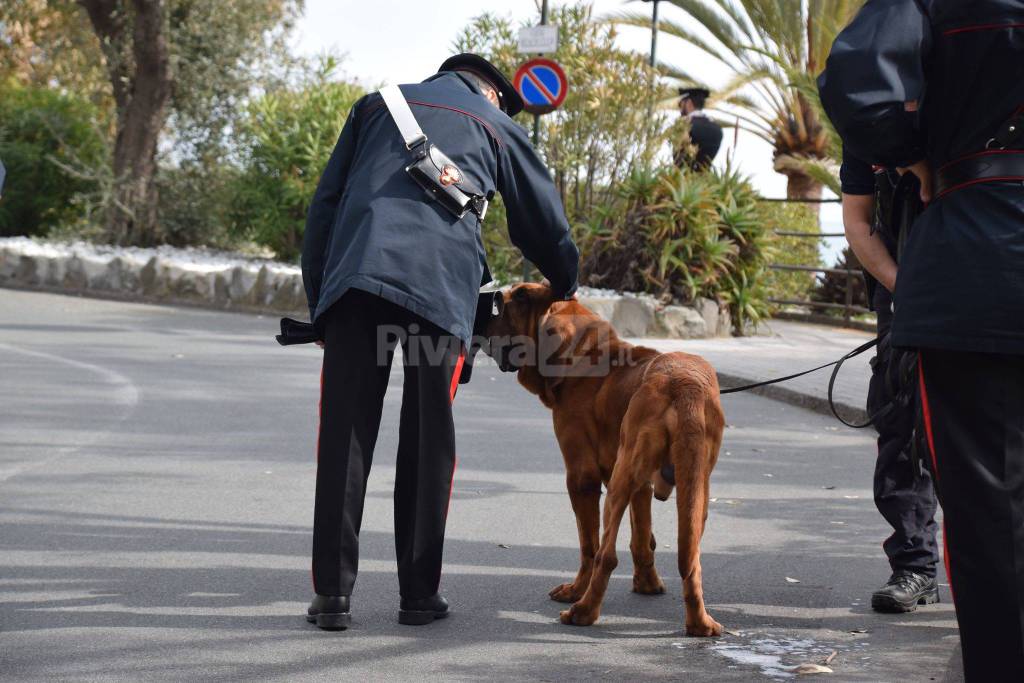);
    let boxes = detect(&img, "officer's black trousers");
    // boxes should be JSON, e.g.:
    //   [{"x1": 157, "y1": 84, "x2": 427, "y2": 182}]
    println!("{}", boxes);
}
[
  {"x1": 869, "y1": 288, "x2": 939, "y2": 576},
  {"x1": 312, "y1": 289, "x2": 464, "y2": 600},
  {"x1": 919, "y1": 349, "x2": 1024, "y2": 681}
]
